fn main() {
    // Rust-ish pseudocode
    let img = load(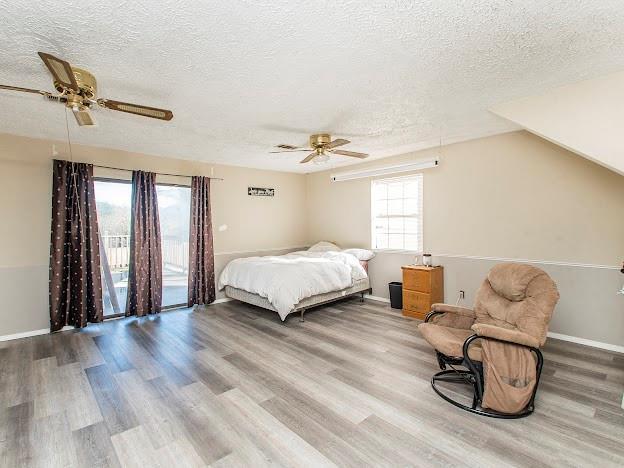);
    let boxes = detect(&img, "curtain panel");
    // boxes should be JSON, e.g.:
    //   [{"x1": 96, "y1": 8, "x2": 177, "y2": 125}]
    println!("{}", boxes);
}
[
  {"x1": 49, "y1": 160, "x2": 104, "y2": 332},
  {"x1": 188, "y1": 176, "x2": 216, "y2": 306},
  {"x1": 126, "y1": 170, "x2": 163, "y2": 316}
]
